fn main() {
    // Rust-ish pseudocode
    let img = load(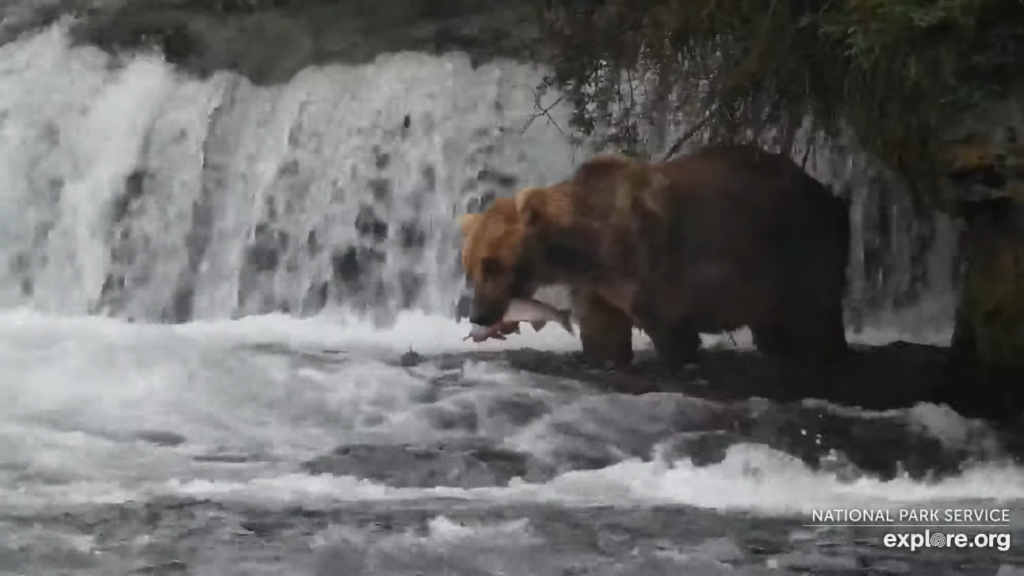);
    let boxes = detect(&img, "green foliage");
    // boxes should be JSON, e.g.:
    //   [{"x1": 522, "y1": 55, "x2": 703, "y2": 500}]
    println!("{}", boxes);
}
[{"x1": 531, "y1": 0, "x2": 1024, "y2": 184}]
